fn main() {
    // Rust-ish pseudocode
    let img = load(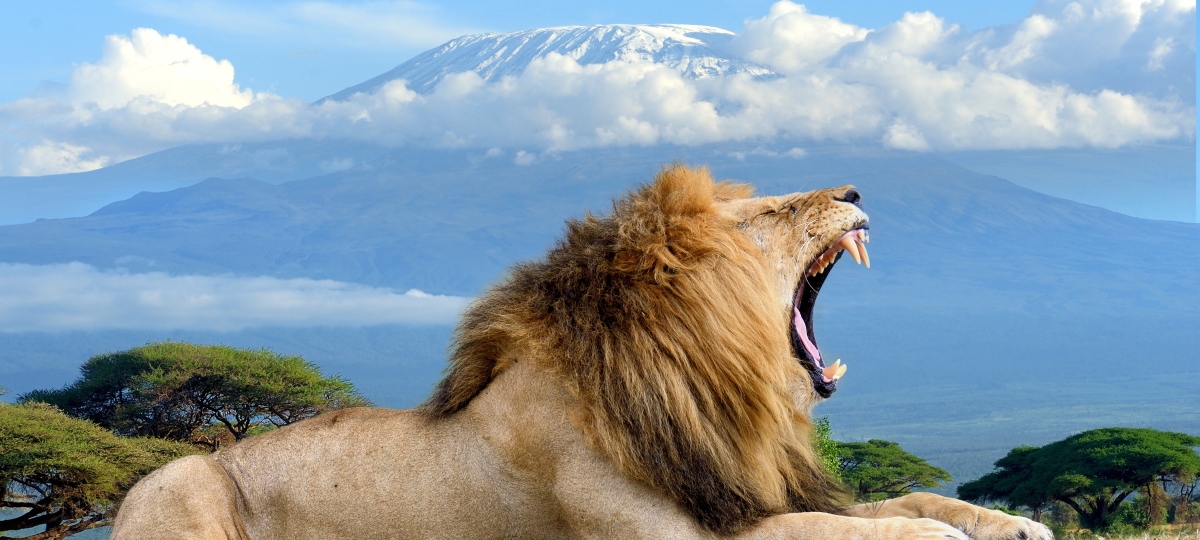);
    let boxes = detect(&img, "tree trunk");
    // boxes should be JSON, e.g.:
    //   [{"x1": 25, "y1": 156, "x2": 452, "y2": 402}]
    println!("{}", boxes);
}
[
  {"x1": 1074, "y1": 495, "x2": 1111, "y2": 530},
  {"x1": 1058, "y1": 496, "x2": 1090, "y2": 528},
  {"x1": 1177, "y1": 479, "x2": 1198, "y2": 523},
  {"x1": 1146, "y1": 482, "x2": 1167, "y2": 525},
  {"x1": 1031, "y1": 505, "x2": 1043, "y2": 523}
]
